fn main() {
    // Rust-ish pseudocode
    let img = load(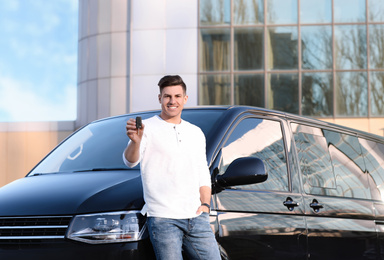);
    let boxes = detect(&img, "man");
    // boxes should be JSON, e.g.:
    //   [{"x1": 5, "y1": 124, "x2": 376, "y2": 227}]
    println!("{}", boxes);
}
[{"x1": 123, "y1": 75, "x2": 221, "y2": 260}]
